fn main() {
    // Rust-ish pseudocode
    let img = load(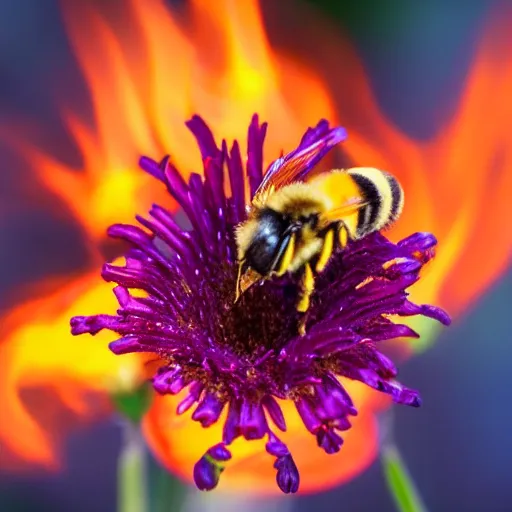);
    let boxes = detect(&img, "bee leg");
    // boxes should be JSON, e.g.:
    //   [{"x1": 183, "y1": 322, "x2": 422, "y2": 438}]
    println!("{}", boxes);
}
[
  {"x1": 297, "y1": 263, "x2": 315, "y2": 336},
  {"x1": 315, "y1": 227, "x2": 335, "y2": 273},
  {"x1": 297, "y1": 263, "x2": 314, "y2": 313},
  {"x1": 297, "y1": 229, "x2": 336, "y2": 336},
  {"x1": 338, "y1": 221, "x2": 350, "y2": 249}
]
